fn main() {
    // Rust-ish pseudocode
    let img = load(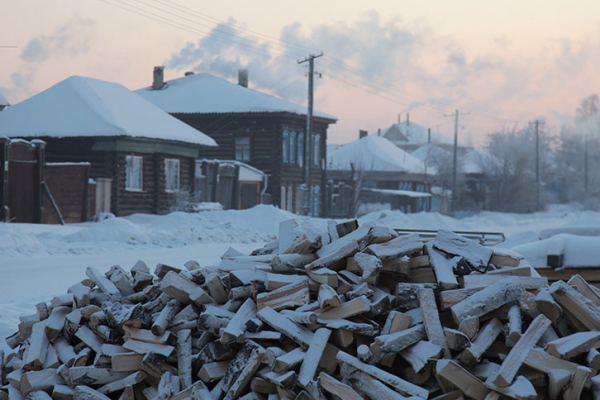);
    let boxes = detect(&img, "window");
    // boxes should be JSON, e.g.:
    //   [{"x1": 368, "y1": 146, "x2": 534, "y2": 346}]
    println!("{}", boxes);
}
[
  {"x1": 297, "y1": 132, "x2": 304, "y2": 167},
  {"x1": 289, "y1": 131, "x2": 297, "y2": 165},
  {"x1": 313, "y1": 134, "x2": 321, "y2": 167},
  {"x1": 125, "y1": 155, "x2": 143, "y2": 191},
  {"x1": 282, "y1": 130, "x2": 289, "y2": 164},
  {"x1": 235, "y1": 137, "x2": 250, "y2": 162},
  {"x1": 165, "y1": 158, "x2": 180, "y2": 192}
]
